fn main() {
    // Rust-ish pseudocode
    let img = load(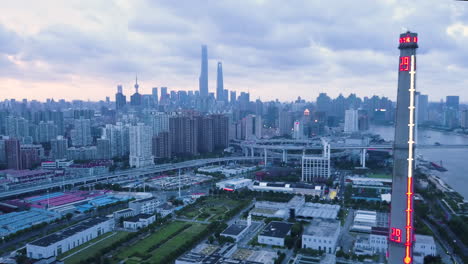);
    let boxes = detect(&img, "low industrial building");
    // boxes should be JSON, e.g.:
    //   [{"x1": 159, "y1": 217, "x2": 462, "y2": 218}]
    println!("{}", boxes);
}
[
  {"x1": 351, "y1": 210, "x2": 376, "y2": 233},
  {"x1": 26, "y1": 217, "x2": 114, "y2": 260},
  {"x1": 293, "y1": 254, "x2": 336, "y2": 264},
  {"x1": 354, "y1": 235, "x2": 373, "y2": 255},
  {"x1": 198, "y1": 165, "x2": 257, "y2": 177},
  {"x1": 251, "y1": 196, "x2": 338, "y2": 221},
  {"x1": 216, "y1": 178, "x2": 252, "y2": 191},
  {"x1": 129, "y1": 197, "x2": 159, "y2": 214},
  {"x1": 221, "y1": 215, "x2": 252, "y2": 242},
  {"x1": 302, "y1": 219, "x2": 340, "y2": 254},
  {"x1": 296, "y1": 203, "x2": 340, "y2": 220},
  {"x1": 354, "y1": 231, "x2": 436, "y2": 261},
  {"x1": 413, "y1": 235, "x2": 437, "y2": 264},
  {"x1": 221, "y1": 224, "x2": 248, "y2": 242},
  {"x1": 1, "y1": 169, "x2": 55, "y2": 184},
  {"x1": 156, "y1": 202, "x2": 175, "y2": 217},
  {"x1": 369, "y1": 226, "x2": 389, "y2": 253},
  {"x1": 258, "y1": 221, "x2": 293, "y2": 247},
  {"x1": 0, "y1": 208, "x2": 61, "y2": 237},
  {"x1": 148, "y1": 174, "x2": 212, "y2": 190},
  {"x1": 251, "y1": 181, "x2": 324, "y2": 196},
  {"x1": 41, "y1": 159, "x2": 73, "y2": 170},
  {"x1": 346, "y1": 176, "x2": 392, "y2": 202},
  {"x1": 123, "y1": 214, "x2": 156, "y2": 230},
  {"x1": 176, "y1": 243, "x2": 276, "y2": 264},
  {"x1": 113, "y1": 208, "x2": 135, "y2": 221},
  {"x1": 350, "y1": 210, "x2": 388, "y2": 233}
]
